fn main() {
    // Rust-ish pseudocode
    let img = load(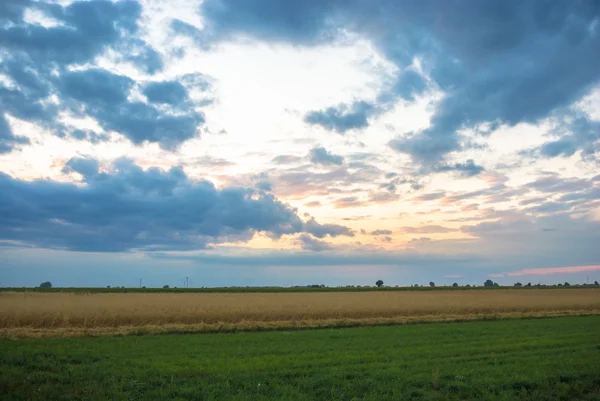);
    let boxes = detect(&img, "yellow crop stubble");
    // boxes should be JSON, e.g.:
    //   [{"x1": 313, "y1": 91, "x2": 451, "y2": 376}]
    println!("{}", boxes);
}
[{"x1": 1, "y1": 289, "x2": 599, "y2": 338}]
